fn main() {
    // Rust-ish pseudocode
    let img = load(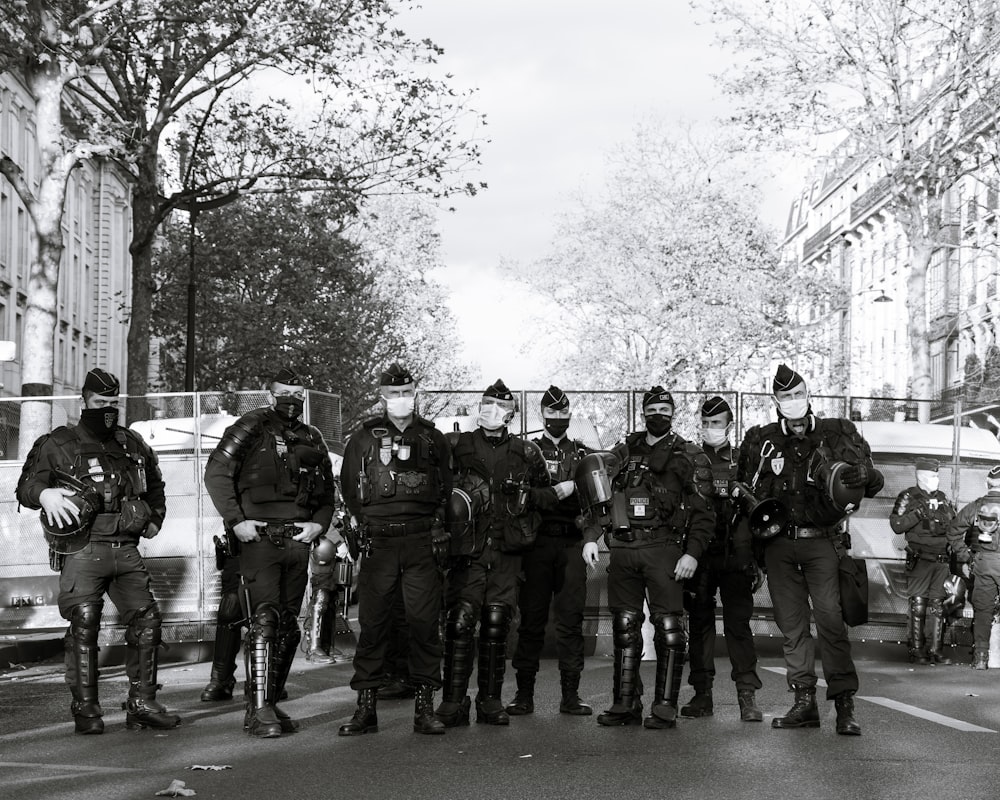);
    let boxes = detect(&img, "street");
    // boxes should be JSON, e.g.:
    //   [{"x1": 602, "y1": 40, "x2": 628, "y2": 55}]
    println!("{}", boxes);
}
[{"x1": 2, "y1": 643, "x2": 999, "y2": 800}]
